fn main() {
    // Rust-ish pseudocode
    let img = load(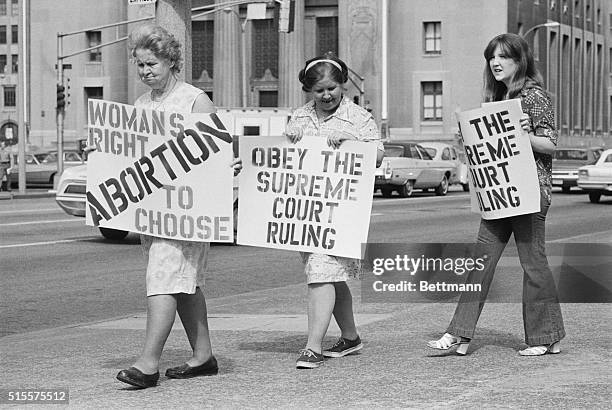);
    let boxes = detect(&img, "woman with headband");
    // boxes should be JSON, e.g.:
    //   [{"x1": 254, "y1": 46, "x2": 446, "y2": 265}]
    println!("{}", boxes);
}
[{"x1": 285, "y1": 53, "x2": 384, "y2": 369}]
